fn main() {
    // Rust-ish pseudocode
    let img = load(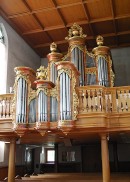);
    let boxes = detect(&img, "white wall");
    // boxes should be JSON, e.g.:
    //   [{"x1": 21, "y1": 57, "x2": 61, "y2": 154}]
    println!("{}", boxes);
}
[
  {"x1": 0, "y1": 16, "x2": 41, "y2": 93},
  {"x1": 0, "y1": 144, "x2": 25, "y2": 167}
]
